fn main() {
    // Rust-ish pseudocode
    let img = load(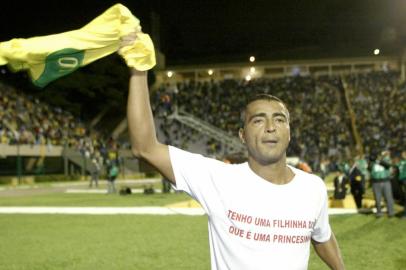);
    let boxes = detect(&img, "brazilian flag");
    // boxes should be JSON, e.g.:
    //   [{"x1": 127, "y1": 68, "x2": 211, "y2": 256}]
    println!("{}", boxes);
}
[{"x1": 0, "y1": 3, "x2": 155, "y2": 87}]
